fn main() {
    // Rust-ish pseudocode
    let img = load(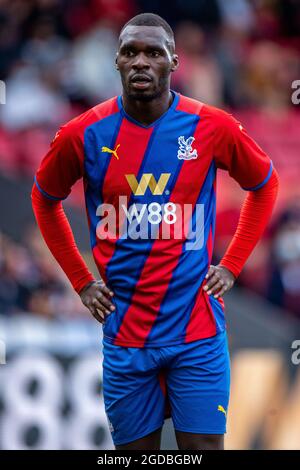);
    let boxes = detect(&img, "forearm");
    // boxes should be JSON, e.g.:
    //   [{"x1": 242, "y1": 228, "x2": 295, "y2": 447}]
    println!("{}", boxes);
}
[
  {"x1": 219, "y1": 168, "x2": 279, "y2": 278},
  {"x1": 31, "y1": 183, "x2": 95, "y2": 293}
]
